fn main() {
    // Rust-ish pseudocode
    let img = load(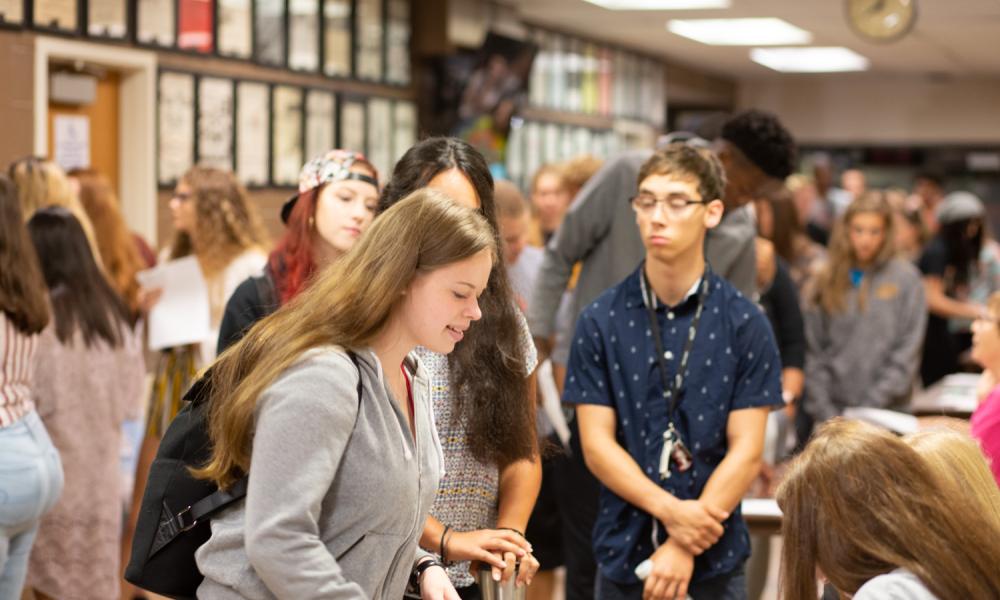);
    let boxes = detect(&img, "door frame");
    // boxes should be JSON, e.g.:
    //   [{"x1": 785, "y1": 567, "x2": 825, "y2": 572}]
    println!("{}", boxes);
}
[{"x1": 34, "y1": 36, "x2": 158, "y2": 244}]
